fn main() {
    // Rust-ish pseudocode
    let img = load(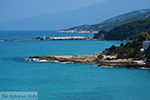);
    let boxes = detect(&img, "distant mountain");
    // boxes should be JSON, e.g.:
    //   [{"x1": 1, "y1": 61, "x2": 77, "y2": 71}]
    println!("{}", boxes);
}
[
  {"x1": 94, "y1": 18, "x2": 150, "y2": 40},
  {"x1": 0, "y1": 0, "x2": 149, "y2": 30},
  {"x1": 59, "y1": 9, "x2": 150, "y2": 33}
]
